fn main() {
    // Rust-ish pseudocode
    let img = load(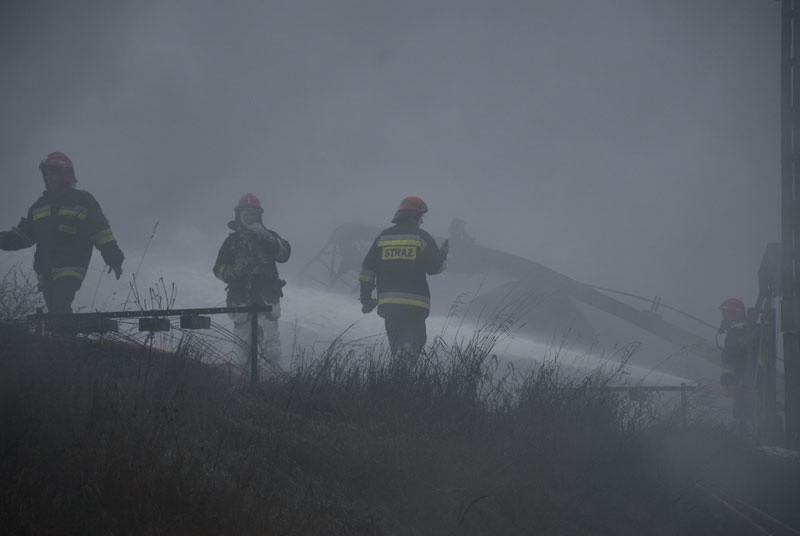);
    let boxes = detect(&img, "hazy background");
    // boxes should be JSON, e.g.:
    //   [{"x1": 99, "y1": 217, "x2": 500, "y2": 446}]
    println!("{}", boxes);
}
[{"x1": 0, "y1": 0, "x2": 781, "y2": 330}]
